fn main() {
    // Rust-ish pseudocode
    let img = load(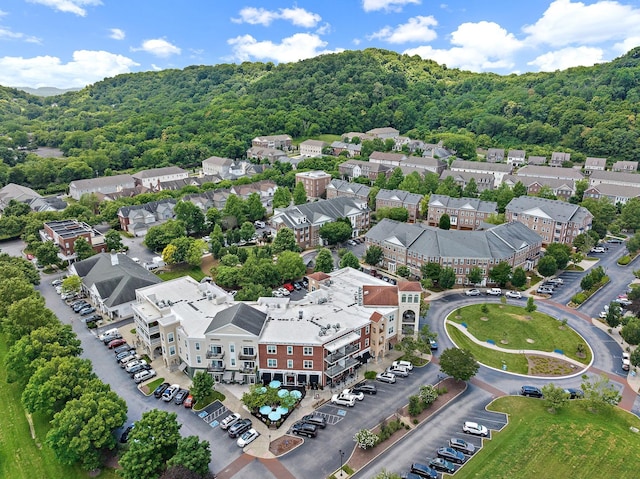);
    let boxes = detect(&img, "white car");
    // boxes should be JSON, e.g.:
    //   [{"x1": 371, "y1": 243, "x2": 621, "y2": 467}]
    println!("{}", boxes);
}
[
  {"x1": 98, "y1": 328, "x2": 120, "y2": 341},
  {"x1": 272, "y1": 290, "x2": 283, "y2": 298},
  {"x1": 162, "y1": 384, "x2": 181, "y2": 402},
  {"x1": 279, "y1": 287, "x2": 290, "y2": 297},
  {"x1": 237, "y1": 428, "x2": 260, "y2": 447},
  {"x1": 220, "y1": 413, "x2": 242, "y2": 430},
  {"x1": 486, "y1": 288, "x2": 502, "y2": 296},
  {"x1": 386, "y1": 366, "x2": 409, "y2": 377},
  {"x1": 340, "y1": 388, "x2": 364, "y2": 401},
  {"x1": 465, "y1": 289, "x2": 481, "y2": 296},
  {"x1": 392, "y1": 360, "x2": 413, "y2": 371},
  {"x1": 622, "y1": 352, "x2": 631, "y2": 371},
  {"x1": 133, "y1": 368, "x2": 156, "y2": 384},
  {"x1": 125, "y1": 359, "x2": 147, "y2": 373},
  {"x1": 376, "y1": 372, "x2": 396, "y2": 384},
  {"x1": 591, "y1": 246, "x2": 606, "y2": 253},
  {"x1": 505, "y1": 291, "x2": 522, "y2": 299},
  {"x1": 463, "y1": 421, "x2": 488, "y2": 437},
  {"x1": 331, "y1": 394, "x2": 355, "y2": 407}
]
